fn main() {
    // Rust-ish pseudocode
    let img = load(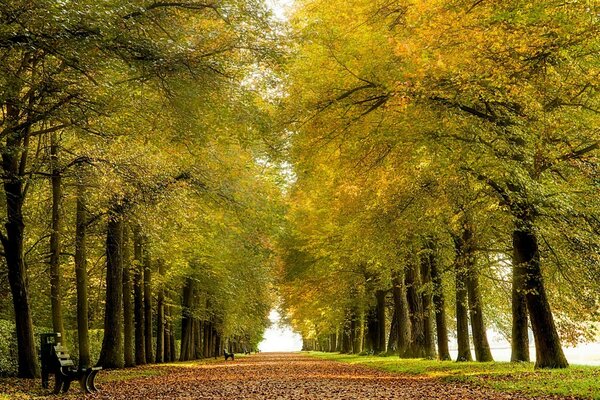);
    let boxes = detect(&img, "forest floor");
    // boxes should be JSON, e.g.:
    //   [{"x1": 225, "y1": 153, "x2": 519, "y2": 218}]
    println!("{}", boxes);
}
[{"x1": 0, "y1": 352, "x2": 597, "y2": 399}]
